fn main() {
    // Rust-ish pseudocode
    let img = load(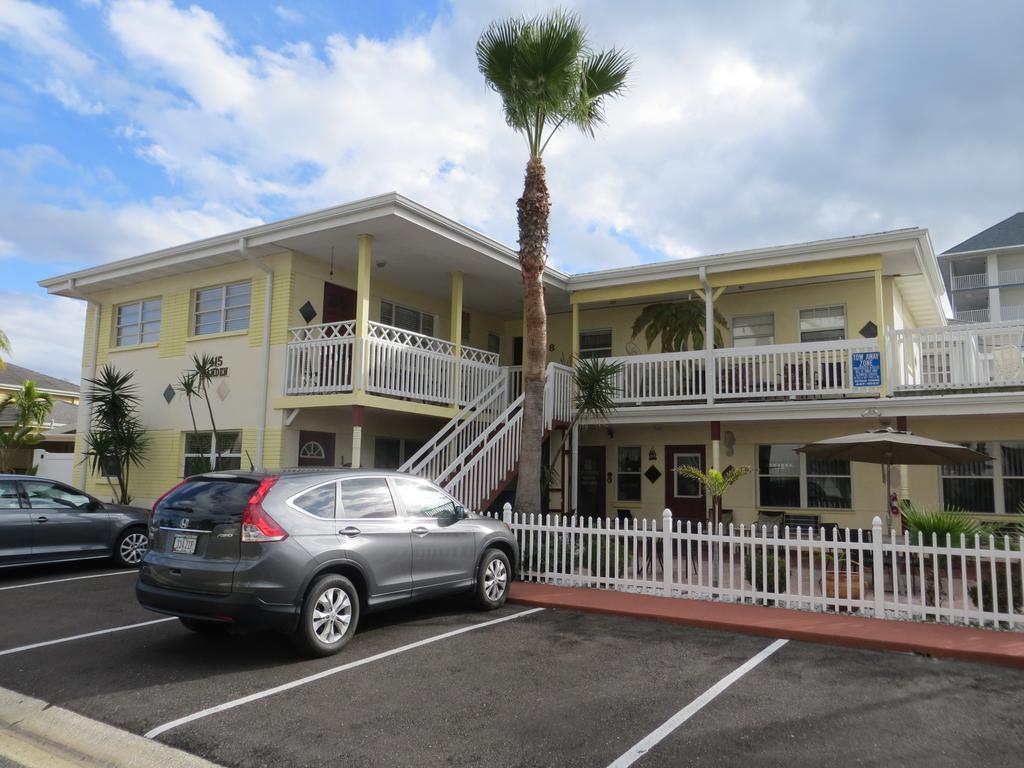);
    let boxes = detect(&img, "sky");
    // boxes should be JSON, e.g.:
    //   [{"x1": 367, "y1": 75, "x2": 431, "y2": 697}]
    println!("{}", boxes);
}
[{"x1": 0, "y1": 0, "x2": 1022, "y2": 381}]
